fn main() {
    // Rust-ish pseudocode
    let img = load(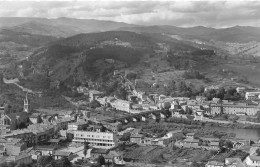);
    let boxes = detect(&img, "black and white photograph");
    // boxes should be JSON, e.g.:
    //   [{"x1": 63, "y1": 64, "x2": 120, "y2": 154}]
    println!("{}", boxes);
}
[{"x1": 0, "y1": 0, "x2": 260, "y2": 166}]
